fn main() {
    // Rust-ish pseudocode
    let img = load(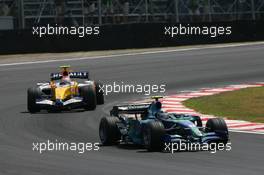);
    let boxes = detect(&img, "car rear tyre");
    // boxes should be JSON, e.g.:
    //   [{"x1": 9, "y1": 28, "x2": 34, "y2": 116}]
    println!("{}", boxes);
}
[
  {"x1": 99, "y1": 117, "x2": 121, "y2": 145},
  {"x1": 80, "y1": 85, "x2": 97, "y2": 110},
  {"x1": 143, "y1": 121, "x2": 165, "y2": 151},
  {"x1": 27, "y1": 87, "x2": 41, "y2": 113},
  {"x1": 95, "y1": 81, "x2": 104, "y2": 105}
]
